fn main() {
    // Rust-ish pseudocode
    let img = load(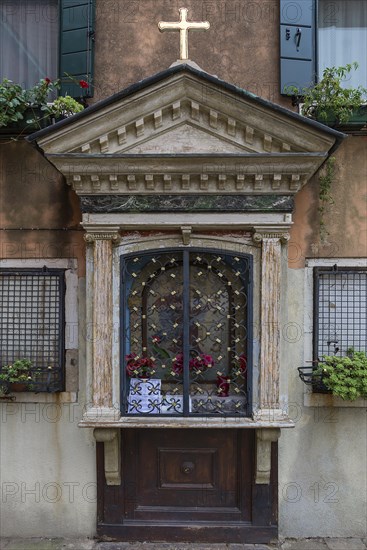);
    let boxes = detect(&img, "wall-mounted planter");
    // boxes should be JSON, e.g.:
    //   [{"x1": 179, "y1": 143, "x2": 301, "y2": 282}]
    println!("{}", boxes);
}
[
  {"x1": 314, "y1": 105, "x2": 367, "y2": 131},
  {"x1": 297, "y1": 366, "x2": 330, "y2": 394}
]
